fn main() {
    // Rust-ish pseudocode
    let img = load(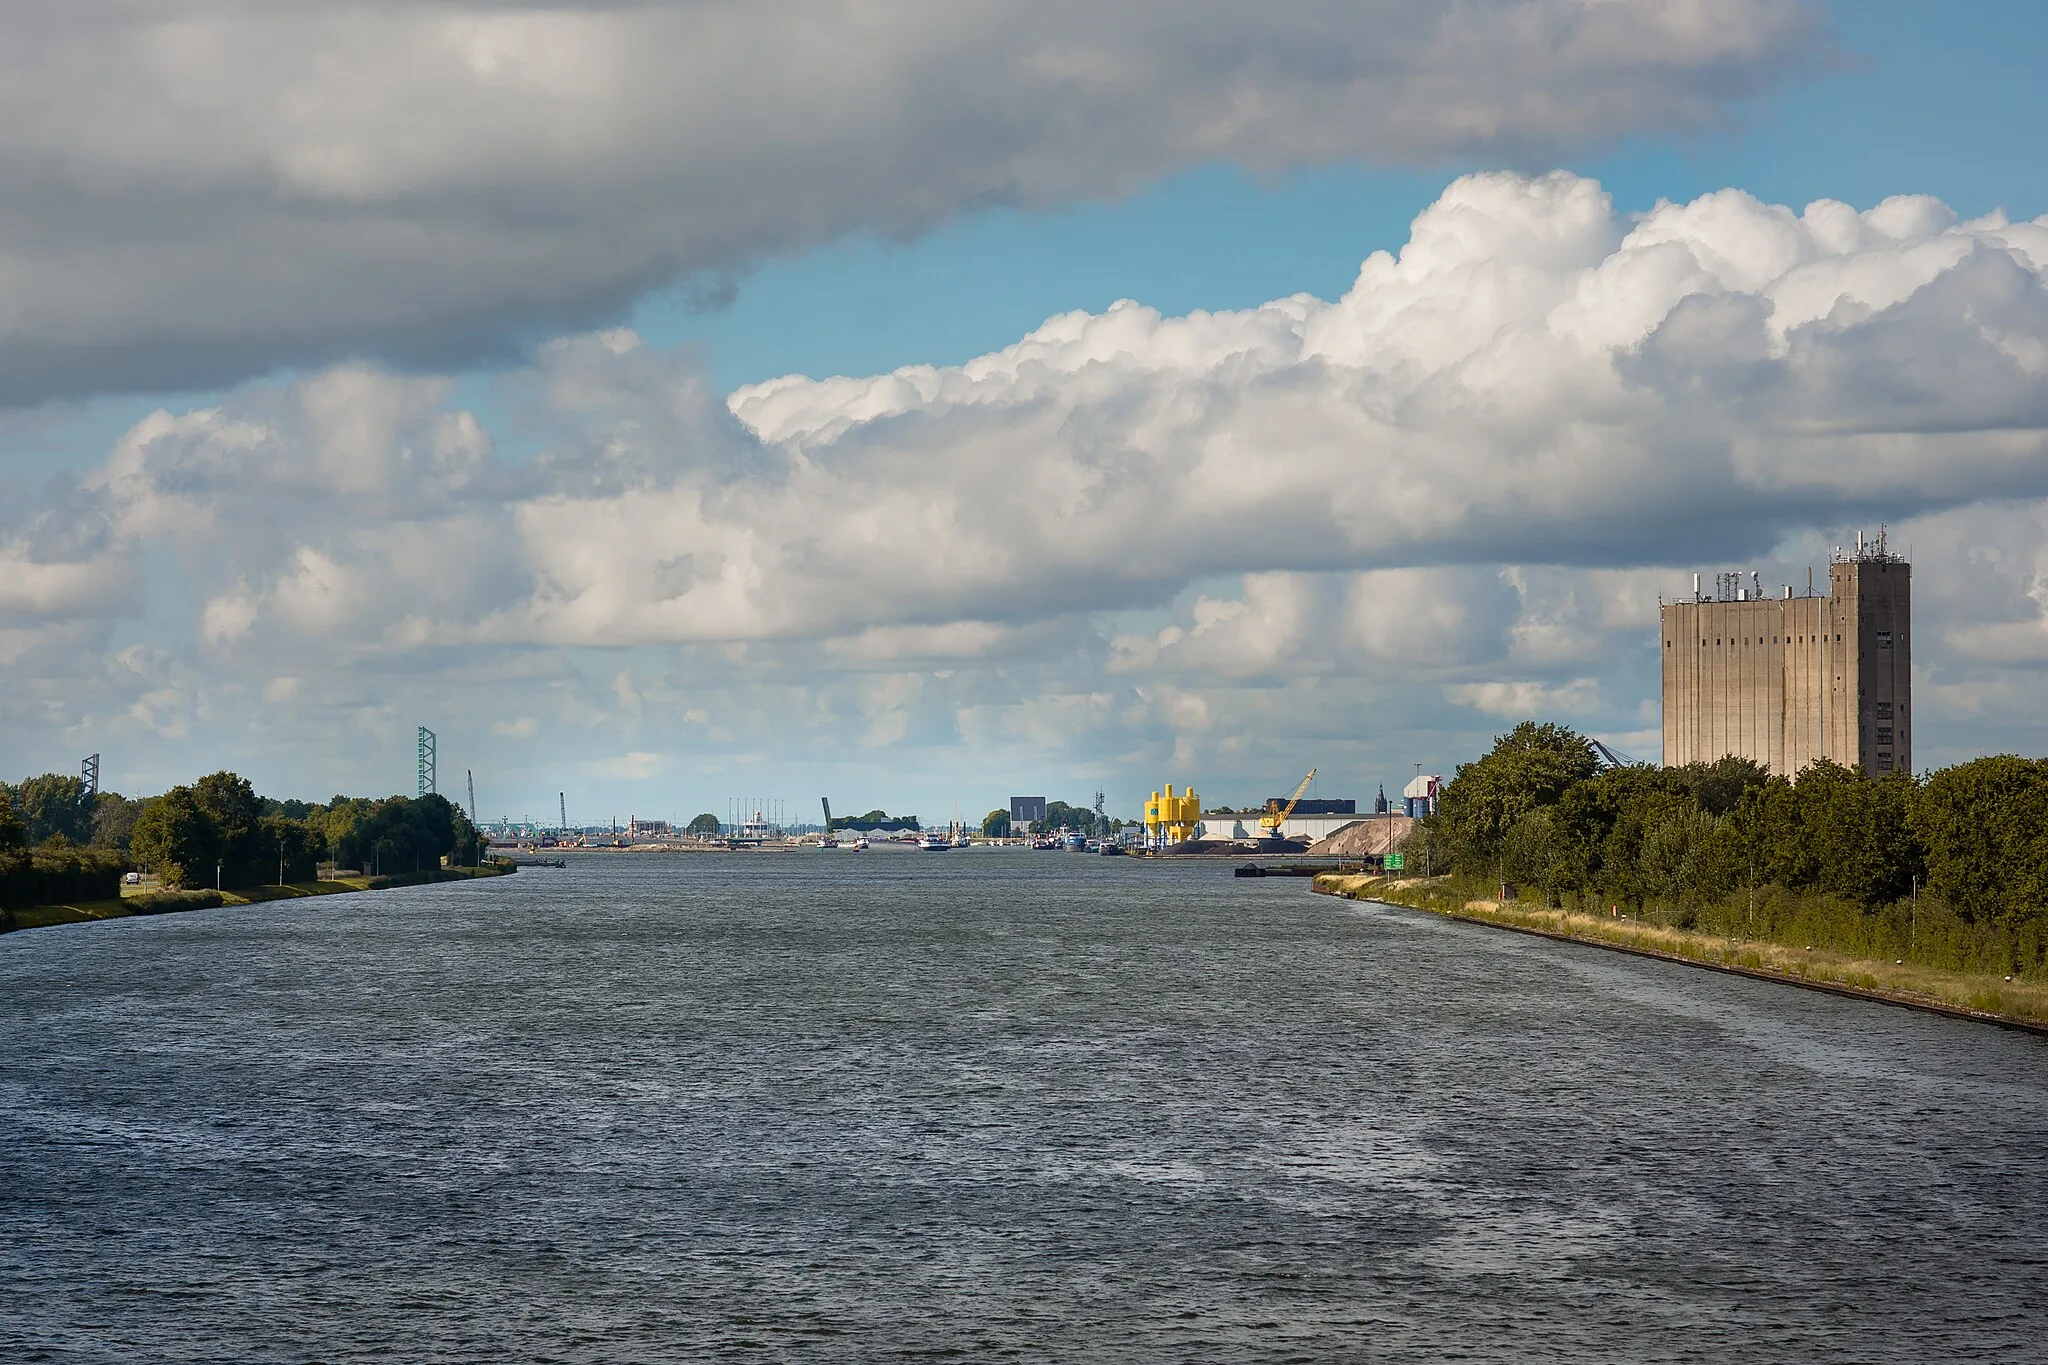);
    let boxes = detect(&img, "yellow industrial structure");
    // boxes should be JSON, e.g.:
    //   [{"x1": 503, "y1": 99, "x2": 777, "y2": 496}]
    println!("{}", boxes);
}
[
  {"x1": 1144, "y1": 783, "x2": 1202, "y2": 848},
  {"x1": 1260, "y1": 768, "x2": 1316, "y2": 839}
]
